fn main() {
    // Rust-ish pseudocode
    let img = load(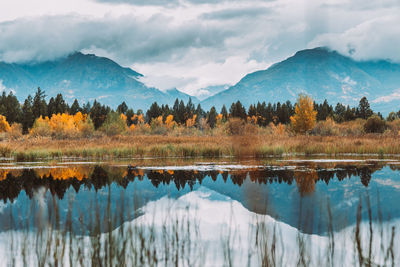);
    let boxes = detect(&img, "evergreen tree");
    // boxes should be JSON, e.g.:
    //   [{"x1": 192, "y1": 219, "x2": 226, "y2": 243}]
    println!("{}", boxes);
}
[
  {"x1": 69, "y1": 99, "x2": 81, "y2": 115},
  {"x1": 229, "y1": 101, "x2": 247, "y2": 120},
  {"x1": 358, "y1": 97, "x2": 373, "y2": 119},
  {"x1": 117, "y1": 102, "x2": 128, "y2": 115},
  {"x1": 22, "y1": 95, "x2": 34, "y2": 133},
  {"x1": 0, "y1": 92, "x2": 22, "y2": 124},
  {"x1": 185, "y1": 98, "x2": 195, "y2": 121},
  {"x1": 220, "y1": 105, "x2": 228, "y2": 121},
  {"x1": 248, "y1": 104, "x2": 257, "y2": 117},
  {"x1": 207, "y1": 106, "x2": 217, "y2": 128},
  {"x1": 195, "y1": 104, "x2": 204, "y2": 124},
  {"x1": 334, "y1": 103, "x2": 346, "y2": 123},
  {"x1": 90, "y1": 100, "x2": 110, "y2": 129},
  {"x1": 47, "y1": 97, "x2": 56, "y2": 117},
  {"x1": 32, "y1": 87, "x2": 47, "y2": 119},
  {"x1": 126, "y1": 108, "x2": 135, "y2": 126},
  {"x1": 146, "y1": 102, "x2": 162, "y2": 123},
  {"x1": 54, "y1": 93, "x2": 68, "y2": 114}
]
